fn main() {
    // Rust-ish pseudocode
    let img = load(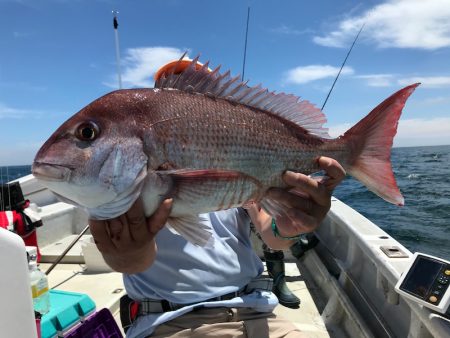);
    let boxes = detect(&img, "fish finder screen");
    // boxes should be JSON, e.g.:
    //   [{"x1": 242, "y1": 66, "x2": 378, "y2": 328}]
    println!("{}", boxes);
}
[{"x1": 401, "y1": 256, "x2": 443, "y2": 299}]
